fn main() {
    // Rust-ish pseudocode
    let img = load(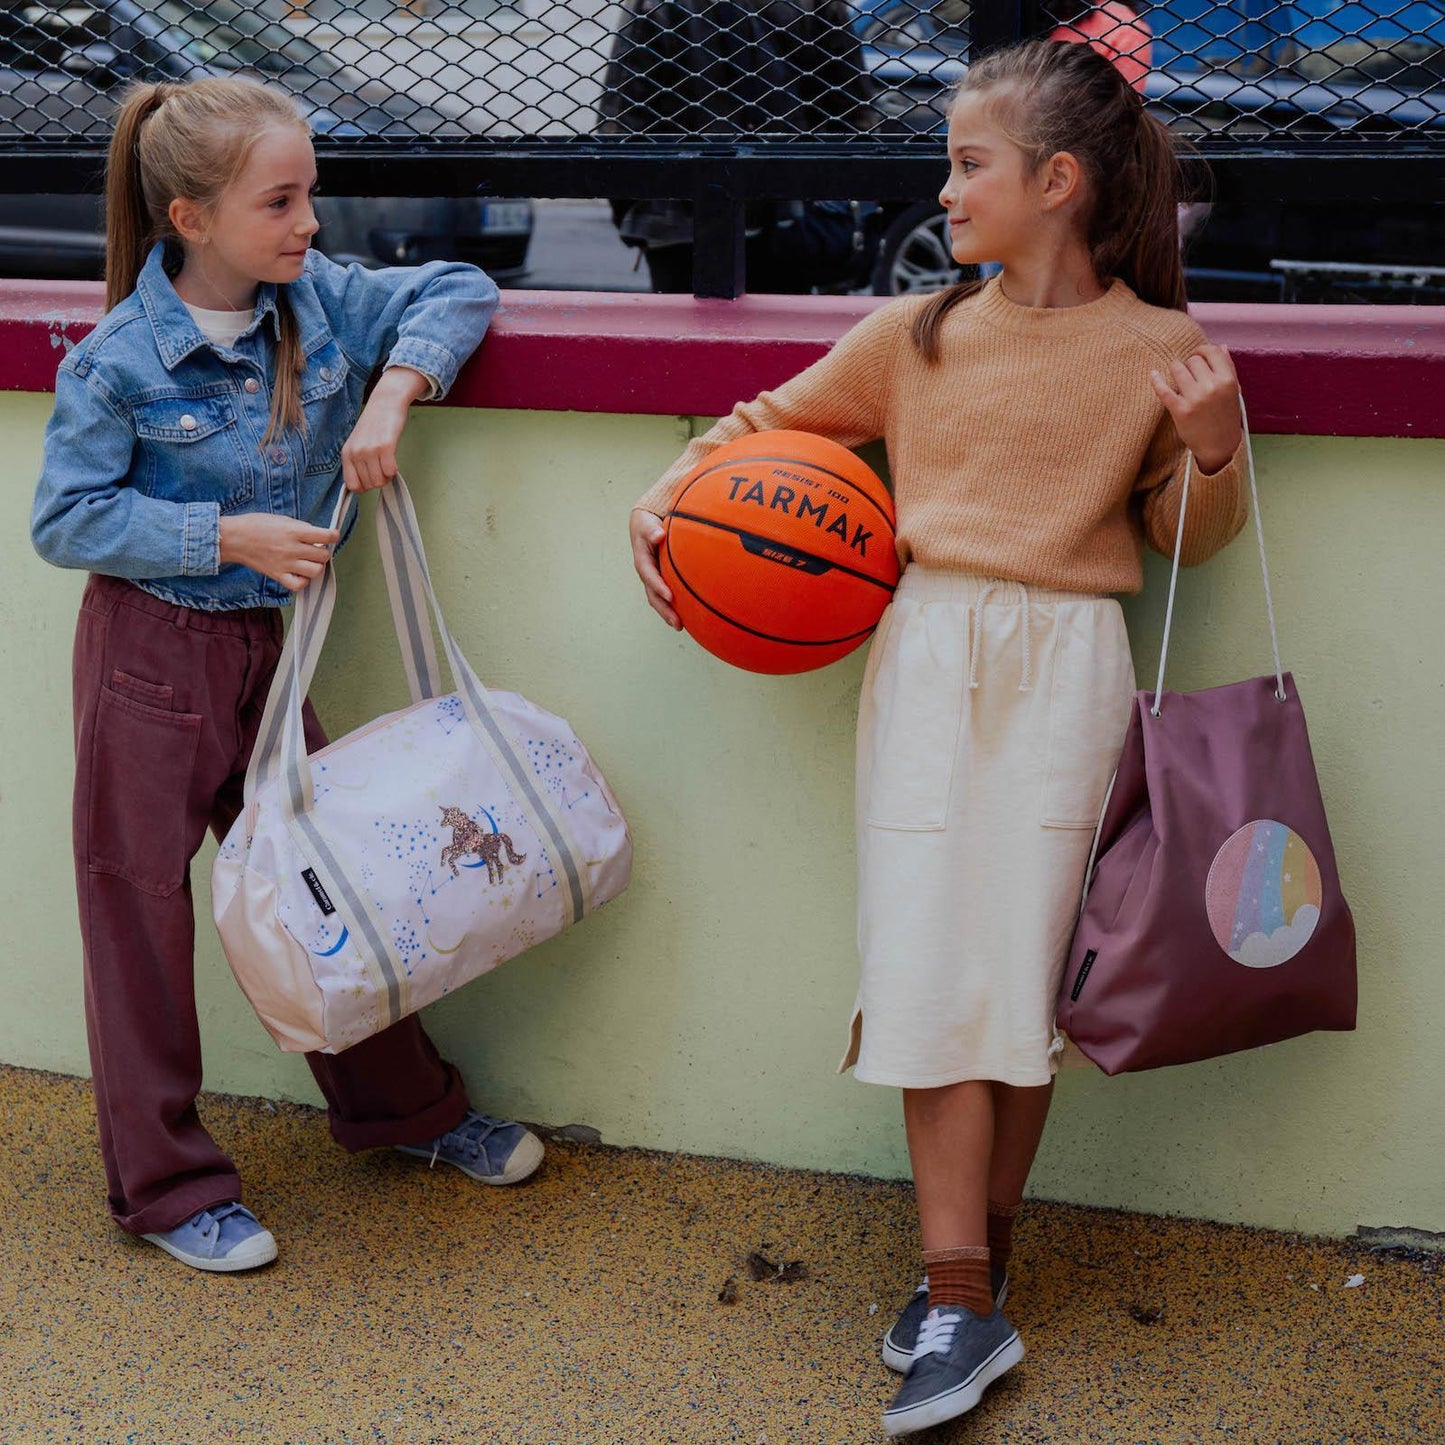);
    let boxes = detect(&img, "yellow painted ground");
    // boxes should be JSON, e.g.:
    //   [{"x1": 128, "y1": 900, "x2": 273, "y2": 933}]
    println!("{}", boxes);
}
[{"x1": 2, "y1": 1065, "x2": 1440, "y2": 1444}]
